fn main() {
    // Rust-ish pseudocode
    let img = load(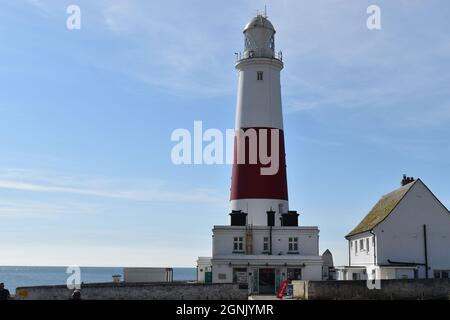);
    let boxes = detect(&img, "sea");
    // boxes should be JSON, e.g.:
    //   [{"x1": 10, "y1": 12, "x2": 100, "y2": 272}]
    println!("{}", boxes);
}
[{"x1": 0, "y1": 266, "x2": 197, "y2": 293}]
